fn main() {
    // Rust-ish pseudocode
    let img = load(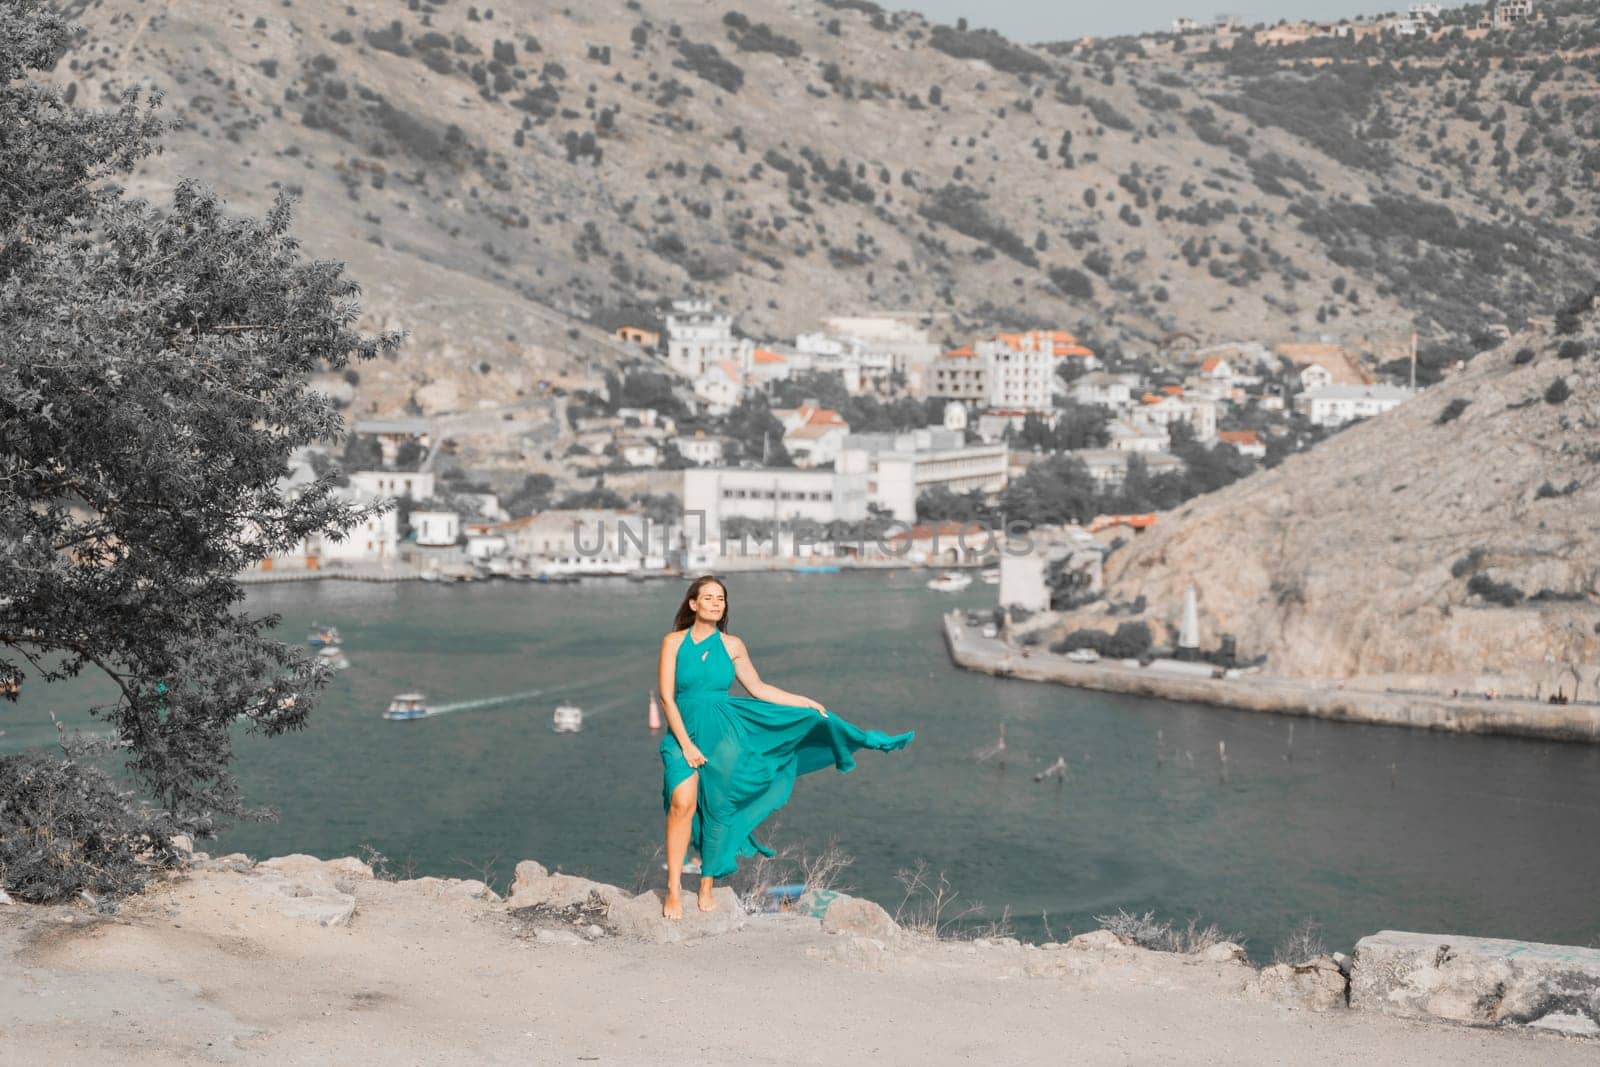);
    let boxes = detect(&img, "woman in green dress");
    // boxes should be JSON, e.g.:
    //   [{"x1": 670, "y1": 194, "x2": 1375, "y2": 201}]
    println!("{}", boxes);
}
[{"x1": 657, "y1": 575, "x2": 915, "y2": 919}]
